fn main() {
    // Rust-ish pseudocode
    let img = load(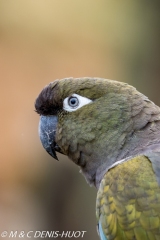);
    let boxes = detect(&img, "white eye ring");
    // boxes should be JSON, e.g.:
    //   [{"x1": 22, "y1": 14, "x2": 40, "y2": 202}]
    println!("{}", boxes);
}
[{"x1": 63, "y1": 93, "x2": 92, "y2": 112}]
